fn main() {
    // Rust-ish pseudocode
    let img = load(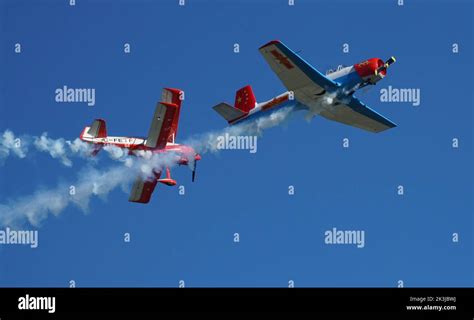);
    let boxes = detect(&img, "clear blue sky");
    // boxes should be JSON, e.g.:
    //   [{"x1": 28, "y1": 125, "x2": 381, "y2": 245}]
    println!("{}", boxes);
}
[{"x1": 0, "y1": 0, "x2": 472, "y2": 287}]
